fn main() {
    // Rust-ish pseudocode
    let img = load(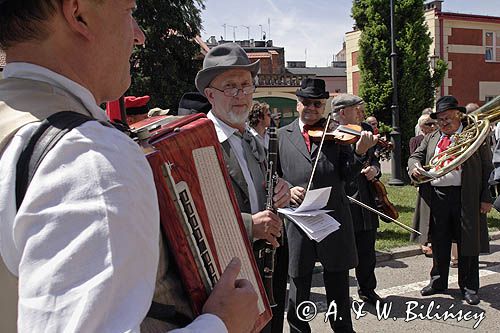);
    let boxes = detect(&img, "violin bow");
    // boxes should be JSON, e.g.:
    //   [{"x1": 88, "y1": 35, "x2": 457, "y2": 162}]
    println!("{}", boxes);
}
[
  {"x1": 348, "y1": 196, "x2": 420, "y2": 235},
  {"x1": 304, "y1": 115, "x2": 418, "y2": 235},
  {"x1": 306, "y1": 112, "x2": 333, "y2": 193}
]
